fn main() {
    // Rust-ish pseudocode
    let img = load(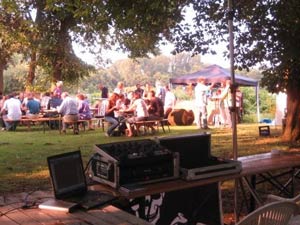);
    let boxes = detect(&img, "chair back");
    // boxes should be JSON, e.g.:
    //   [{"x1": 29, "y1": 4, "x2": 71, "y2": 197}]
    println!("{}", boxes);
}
[
  {"x1": 267, "y1": 192, "x2": 300, "y2": 214},
  {"x1": 236, "y1": 201, "x2": 298, "y2": 225}
]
